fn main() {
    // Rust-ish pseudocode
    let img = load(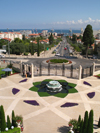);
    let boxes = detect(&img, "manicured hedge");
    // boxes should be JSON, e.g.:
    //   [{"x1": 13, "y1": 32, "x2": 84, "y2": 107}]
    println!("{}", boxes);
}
[{"x1": 50, "y1": 59, "x2": 68, "y2": 63}]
